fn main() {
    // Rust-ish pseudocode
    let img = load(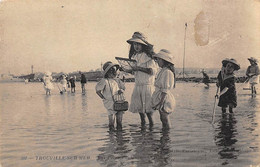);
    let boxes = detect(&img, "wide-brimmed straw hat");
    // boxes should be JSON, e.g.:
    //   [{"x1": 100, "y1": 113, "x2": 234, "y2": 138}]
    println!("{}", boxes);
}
[
  {"x1": 248, "y1": 57, "x2": 258, "y2": 64},
  {"x1": 103, "y1": 61, "x2": 119, "y2": 77},
  {"x1": 127, "y1": 32, "x2": 150, "y2": 46},
  {"x1": 222, "y1": 58, "x2": 240, "y2": 70},
  {"x1": 153, "y1": 49, "x2": 174, "y2": 65}
]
